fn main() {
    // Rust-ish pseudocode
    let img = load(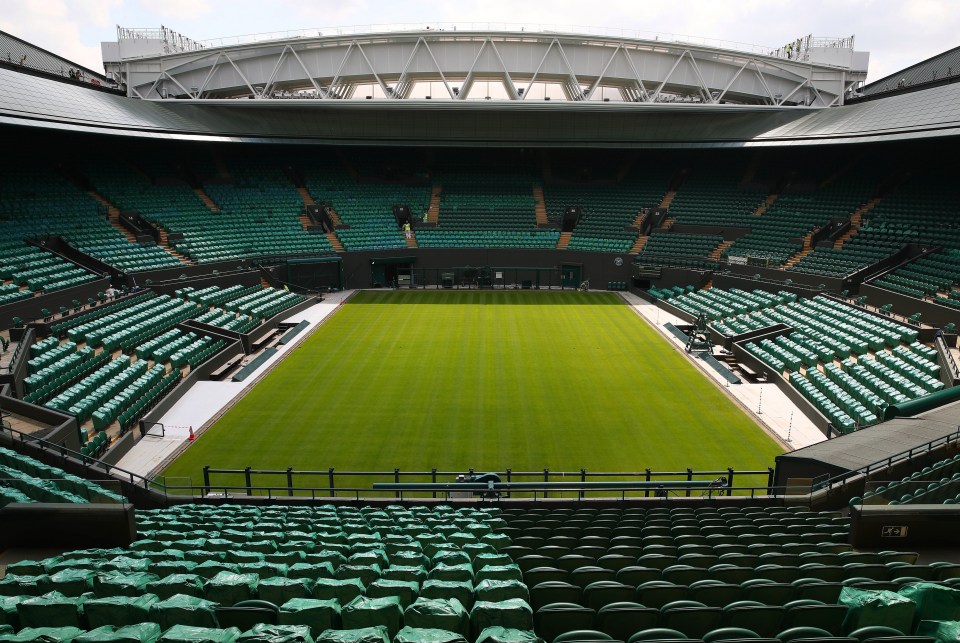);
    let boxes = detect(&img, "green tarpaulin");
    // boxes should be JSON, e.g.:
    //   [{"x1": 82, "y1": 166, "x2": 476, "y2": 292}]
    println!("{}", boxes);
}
[
  {"x1": 74, "y1": 623, "x2": 162, "y2": 642},
  {"x1": 0, "y1": 625, "x2": 84, "y2": 642},
  {"x1": 475, "y1": 627, "x2": 541, "y2": 643},
  {"x1": 150, "y1": 594, "x2": 219, "y2": 630},
  {"x1": 278, "y1": 599, "x2": 341, "y2": 639},
  {"x1": 898, "y1": 583, "x2": 960, "y2": 628},
  {"x1": 469, "y1": 600, "x2": 534, "y2": 640},
  {"x1": 85, "y1": 594, "x2": 159, "y2": 628},
  {"x1": 236, "y1": 624, "x2": 314, "y2": 642},
  {"x1": 341, "y1": 596, "x2": 403, "y2": 640},
  {"x1": 204, "y1": 573, "x2": 258, "y2": 606},
  {"x1": 313, "y1": 626, "x2": 389, "y2": 643},
  {"x1": 312, "y1": 579, "x2": 364, "y2": 606},
  {"x1": 840, "y1": 587, "x2": 916, "y2": 634},
  {"x1": 157, "y1": 625, "x2": 241, "y2": 643},
  {"x1": 16, "y1": 591, "x2": 85, "y2": 629},
  {"x1": 394, "y1": 627, "x2": 468, "y2": 643},
  {"x1": 403, "y1": 598, "x2": 469, "y2": 637}
]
